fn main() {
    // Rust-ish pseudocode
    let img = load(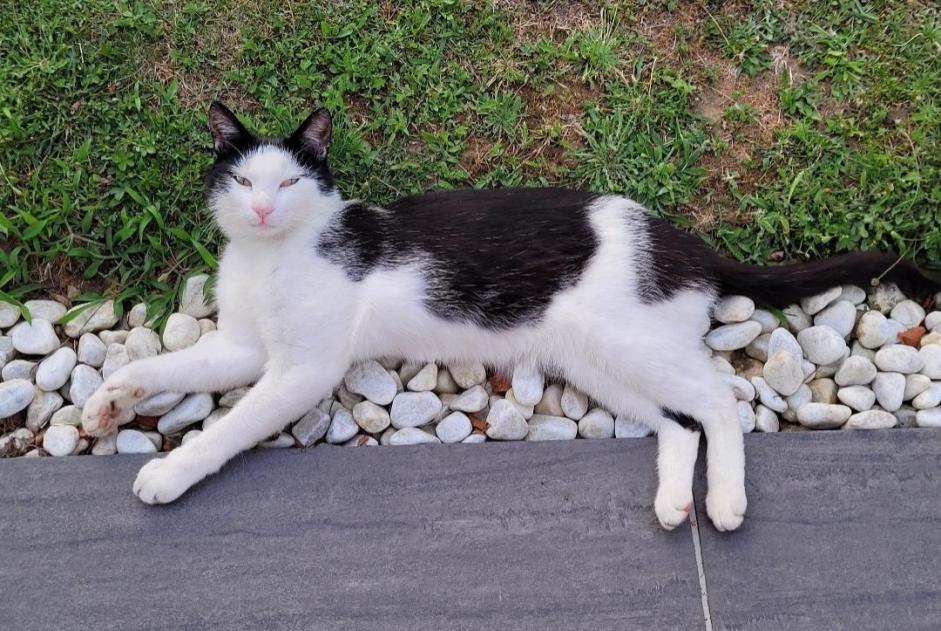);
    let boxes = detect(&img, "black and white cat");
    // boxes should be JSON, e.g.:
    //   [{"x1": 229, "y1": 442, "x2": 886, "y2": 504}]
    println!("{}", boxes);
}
[{"x1": 82, "y1": 103, "x2": 938, "y2": 531}]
